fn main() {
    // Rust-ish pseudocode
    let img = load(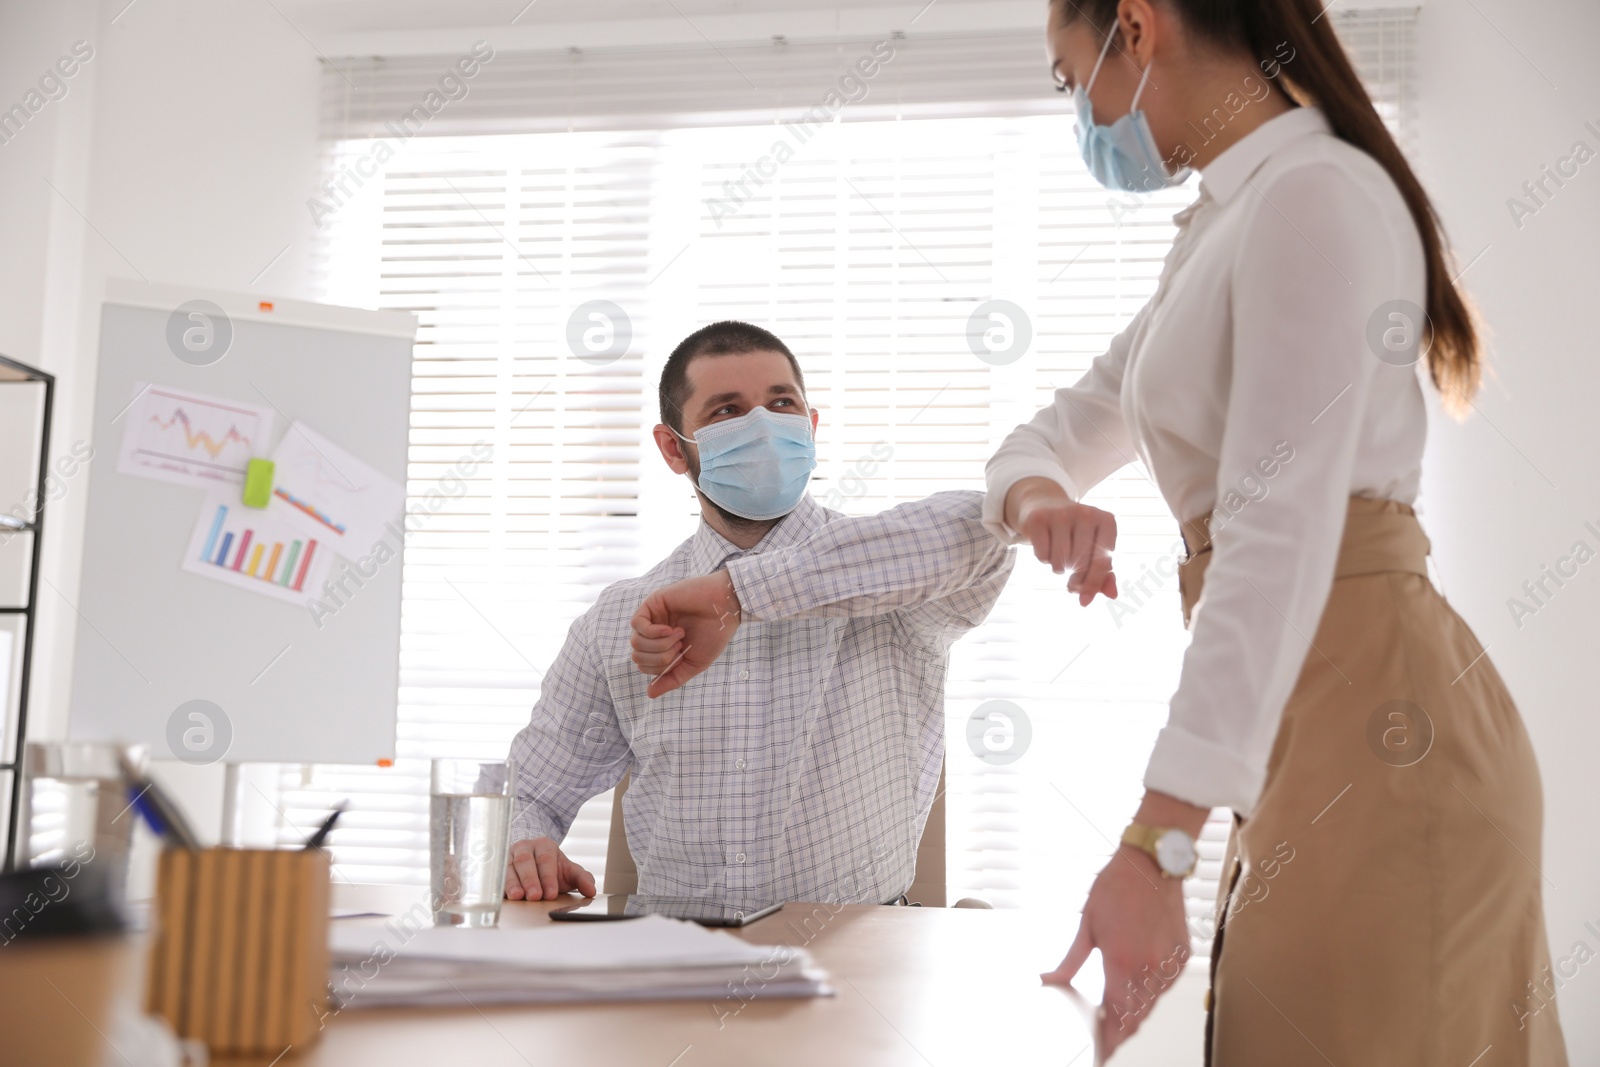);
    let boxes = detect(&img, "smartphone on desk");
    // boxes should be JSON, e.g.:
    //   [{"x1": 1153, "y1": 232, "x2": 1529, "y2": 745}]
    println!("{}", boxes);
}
[{"x1": 549, "y1": 895, "x2": 784, "y2": 928}]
